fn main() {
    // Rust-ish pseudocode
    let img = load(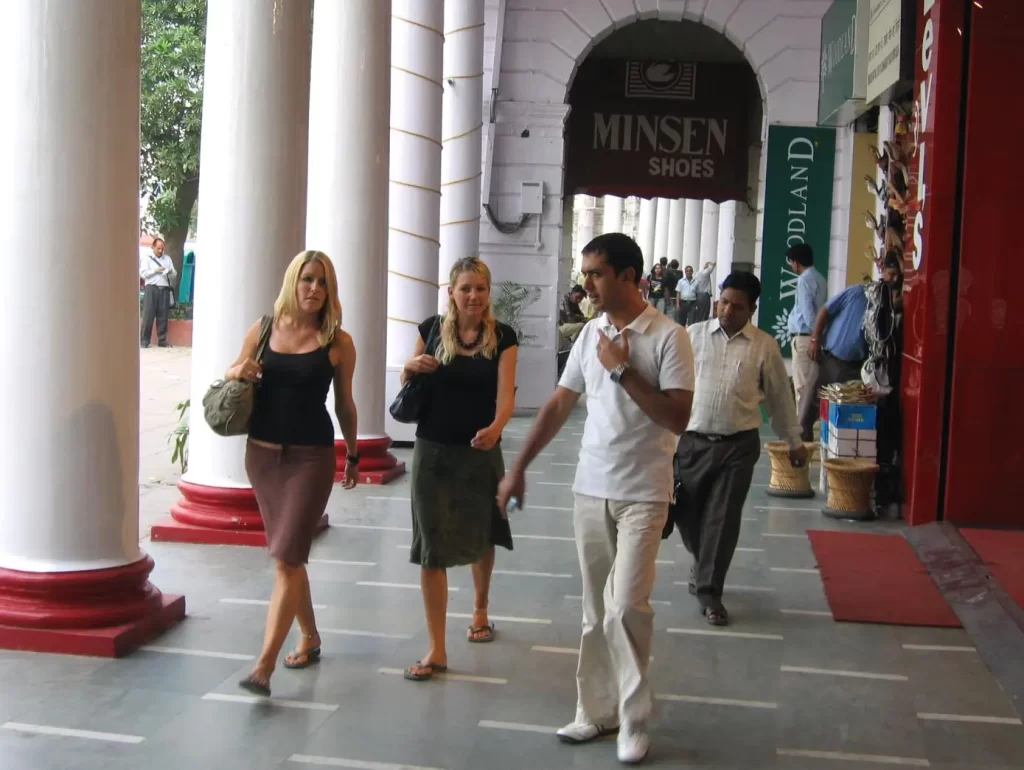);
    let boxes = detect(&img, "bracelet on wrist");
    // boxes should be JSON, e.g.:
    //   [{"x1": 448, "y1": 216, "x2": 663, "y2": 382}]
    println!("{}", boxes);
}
[{"x1": 346, "y1": 454, "x2": 360, "y2": 465}]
